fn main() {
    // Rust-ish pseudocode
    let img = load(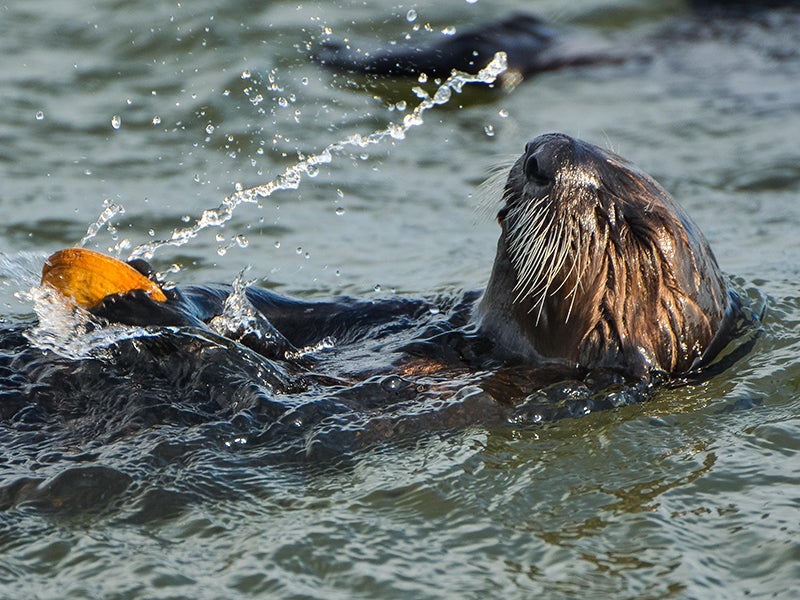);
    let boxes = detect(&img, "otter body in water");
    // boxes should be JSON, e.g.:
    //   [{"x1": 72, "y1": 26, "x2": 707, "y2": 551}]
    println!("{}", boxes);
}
[
  {"x1": 79, "y1": 133, "x2": 737, "y2": 385},
  {"x1": 0, "y1": 132, "x2": 751, "y2": 459},
  {"x1": 314, "y1": 5, "x2": 798, "y2": 86},
  {"x1": 313, "y1": 13, "x2": 617, "y2": 81}
]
